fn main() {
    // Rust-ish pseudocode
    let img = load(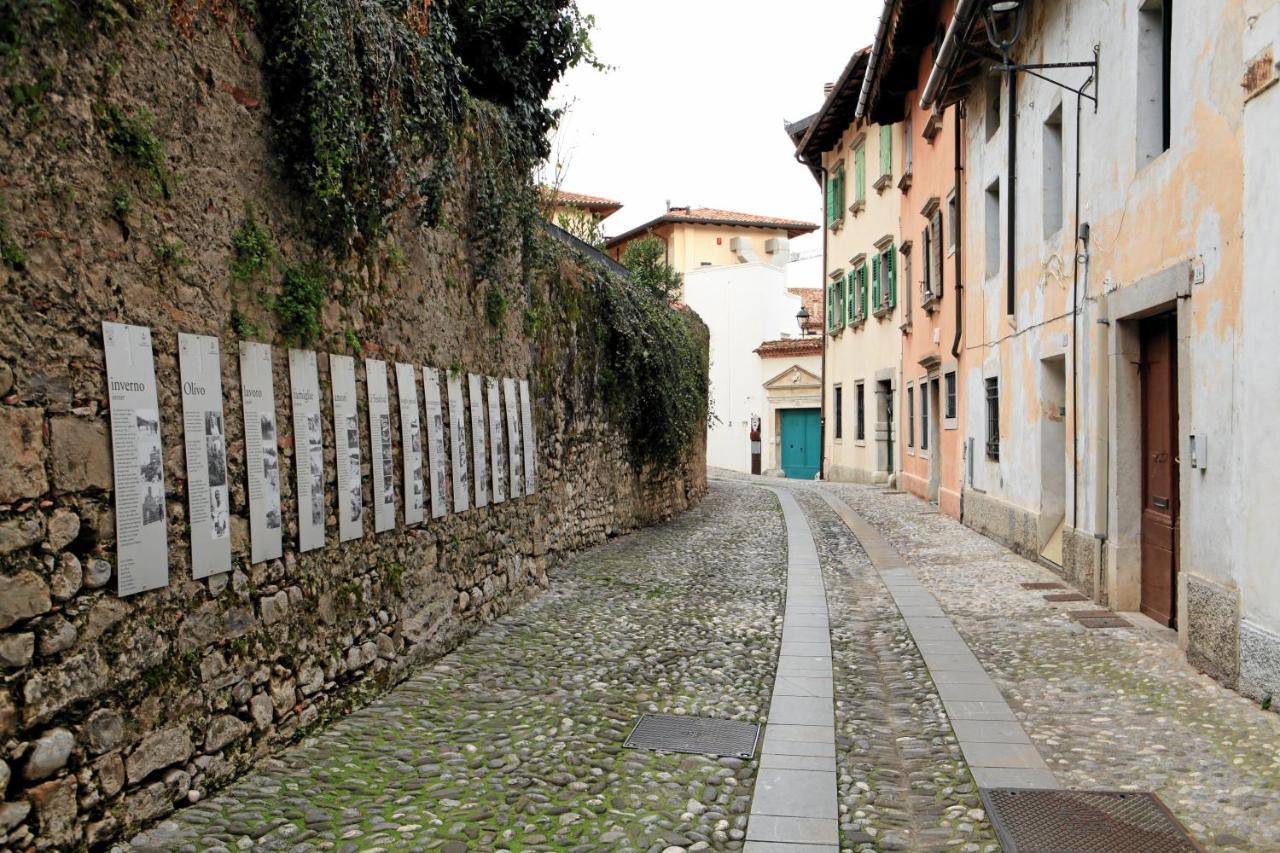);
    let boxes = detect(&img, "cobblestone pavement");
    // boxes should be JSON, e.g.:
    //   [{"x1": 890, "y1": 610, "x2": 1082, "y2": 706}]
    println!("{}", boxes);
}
[
  {"x1": 793, "y1": 489, "x2": 997, "y2": 853},
  {"x1": 127, "y1": 482, "x2": 786, "y2": 852},
  {"x1": 822, "y1": 480, "x2": 1280, "y2": 852}
]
